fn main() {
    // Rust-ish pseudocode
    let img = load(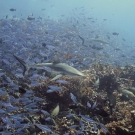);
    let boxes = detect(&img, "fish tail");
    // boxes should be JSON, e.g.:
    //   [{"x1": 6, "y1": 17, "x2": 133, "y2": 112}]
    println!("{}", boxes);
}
[
  {"x1": 78, "y1": 35, "x2": 84, "y2": 45},
  {"x1": 13, "y1": 54, "x2": 30, "y2": 76}
]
